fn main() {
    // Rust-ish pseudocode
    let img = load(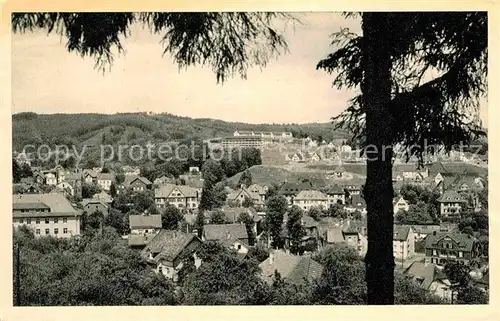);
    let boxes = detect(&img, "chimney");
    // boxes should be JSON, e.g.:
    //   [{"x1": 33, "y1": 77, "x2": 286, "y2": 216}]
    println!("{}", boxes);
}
[{"x1": 269, "y1": 251, "x2": 274, "y2": 265}]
